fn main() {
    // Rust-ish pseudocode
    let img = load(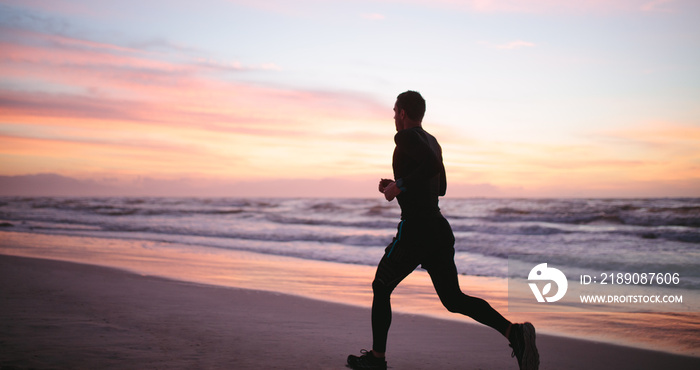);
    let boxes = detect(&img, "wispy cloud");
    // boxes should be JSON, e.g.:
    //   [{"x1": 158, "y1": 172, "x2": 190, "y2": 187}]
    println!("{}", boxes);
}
[
  {"x1": 385, "y1": 0, "x2": 690, "y2": 14},
  {"x1": 640, "y1": 0, "x2": 676, "y2": 12},
  {"x1": 194, "y1": 57, "x2": 282, "y2": 72},
  {"x1": 361, "y1": 13, "x2": 385, "y2": 20},
  {"x1": 478, "y1": 40, "x2": 535, "y2": 50},
  {"x1": 595, "y1": 122, "x2": 700, "y2": 168},
  {"x1": 440, "y1": 119, "x2": 700, "y2": 197},
  {"x1": 2, "y1": 0, "x2": 695, "y2": 197},
  {"x1": 0, "y1": 20, "x2": 391, "y2": 181}
]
